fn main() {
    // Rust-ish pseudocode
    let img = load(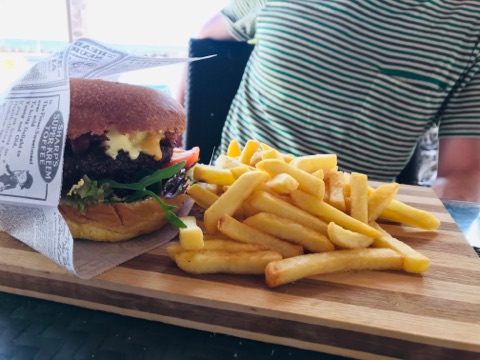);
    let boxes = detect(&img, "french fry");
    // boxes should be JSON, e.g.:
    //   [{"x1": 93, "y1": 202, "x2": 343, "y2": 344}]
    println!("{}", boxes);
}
[
  {"x1": 367, "y1": 183, "x2": 399, "y2": 222},
  {"x1": 193, "y1": 164, "x2": 236, "y2": 186},
  {"x1": 204, "y1": 171, "x2": 268, "y2": 234},
  {"x1": 265, "y1": 248, "x2": 403, "y2": 288},
  {"x1": 244, "y1": 212, "x2": 334, "y2": 253},
  {"x1": 282, "y1": 153, "x2": 296, "y2": 163},
  {"x1": 249, "y1": 191, "x2": 328, "y2": 235},
  {"x1": 214, "y1": 154, "x2": 254, "y2": 170},
  {"x1": 371, "y1": 222, "x2": 430, "y2": 273},
  {"x1": 176, "y1": 139, "x2": 439, "y2": 286},
  {"x1": 290, "y1": 190, "x2": 381, "y2": 238},
  {"x1": 288, "y1": 154, "x2": 337, "y2": 173},
  {"x1": 167, "y1": 239, "x2": 268, "y2": 259},
  {"x1": 327, "y1": 222, "x2": 374, "y2": 249},
  {"x1": 256, "y1": 159, "x2": 325, "y2": 198},
  {"x1": 239, "y1": 139, "x2": 261, "y2": 165},
  {"x1": 202, "y1": 239, "x2": 268, "y2": 252},
  {"x1": 227, "y1": 139, "x2": 242, "y2": 157},
  {"x1": 175, "y1": 249, "x2": 282, "y2": 275},
  {"x1": 265, "y1": 173, "x2": 299, "y2": 194},
  {"x1": 178, "y1": 216, "x2": 204, "y2": 250},
  {"x1": 241, "y1": 197, "x2": 261, "y2": 218},
  {"x1": 379, "y1": 198, "x2": 441, "y2": 230},
  {"x1": 324, "y1": 170, "x2": 346, "y2": 212},
  {"x1": 203, "y1": 233, "x2": 235, "y2": 240},
  {"x1": 230, "y1": 166, "x2": 252, "y2": 179},
  {"x1": 166, "y1": 242, "x2": 184, "y2": 259},
  {"x1": 311, "y1": 169, "x2": 324, "y2": 180},
  {"x1": 249, "y1": 150, "x2": 264, "y2": 166},
  {"x1": 343, "y1": 172, "x2": 352, "y2": 197},
  {"x1": 218, "y1": 214, "x2": 304, "y2": 258},
  {"x1": 350, "y1": 172, "x2": 369, "y2": 223},
  {"x1": 255, "y1": 183, "x2": 294, "y2": 203},
  {"x1": 204, "y1": 183, "x2": 224, "y2": 195},
  {"x1": 260, "y1": 142, "x2": 274, "y2": 151},
  {"x1": 261, "y1": 148, "x2": 284, "y2": 161},
  {"x1": 324, "y1": 166, "x2": 339, "y2": 175},
  {"x1": 187, "y1": 183, "x2": 219, "y2": 209},
  {"x1": 344, "y1": 198, "x2": 351, "y2": 215},
  {"x1": 323, "y1": 178, "x2": 330, "y2": 203}
]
